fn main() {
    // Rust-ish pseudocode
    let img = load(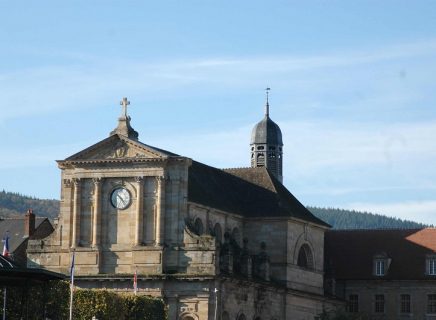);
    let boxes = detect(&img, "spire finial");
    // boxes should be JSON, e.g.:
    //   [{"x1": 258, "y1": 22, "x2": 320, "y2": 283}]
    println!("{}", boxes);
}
[
  {"x1": 265, "y1": 87, "x2": 270, "y2": 116},
  {"x1": 110, "y1": 97, "x2": 139, "y2": 140},
  {"x1": 120, "y1": 97, "x2": 130, "y2": 118}
]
